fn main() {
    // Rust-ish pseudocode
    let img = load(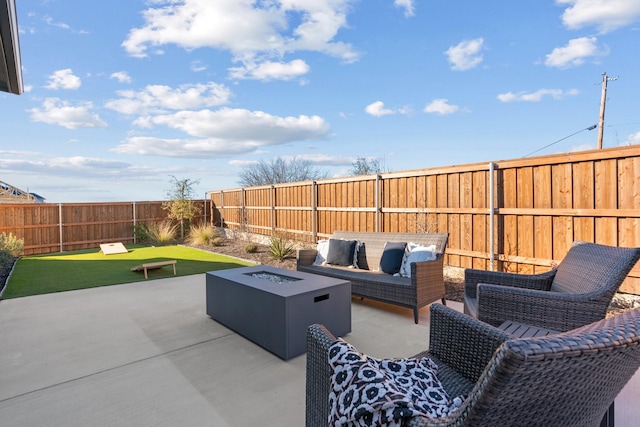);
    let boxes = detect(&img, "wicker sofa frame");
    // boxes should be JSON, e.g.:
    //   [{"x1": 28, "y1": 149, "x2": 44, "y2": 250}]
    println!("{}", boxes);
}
[
  {"x1": 297, "y1": 231, "x2": 448, "y2": 324},
  {"x1": 306, "y1": 303, "x2": 640, "y2": 427},
  {"x1": 464, "y1": 241, "x2": 640, "y2": 332}
]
